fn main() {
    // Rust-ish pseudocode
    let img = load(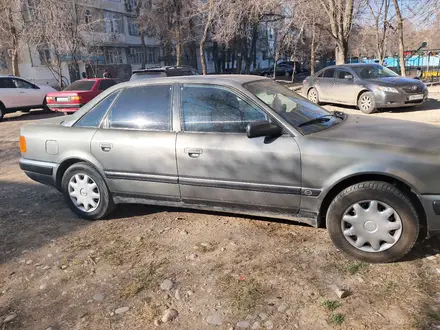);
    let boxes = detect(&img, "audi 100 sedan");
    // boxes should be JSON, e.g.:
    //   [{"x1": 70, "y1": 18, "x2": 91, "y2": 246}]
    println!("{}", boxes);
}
[
  {"x1": 302, "y1": 64, "x2": 428, "y2": 114},
  {"x1": 19, "y1": 75, "x2": 440, "y2": 263}
]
